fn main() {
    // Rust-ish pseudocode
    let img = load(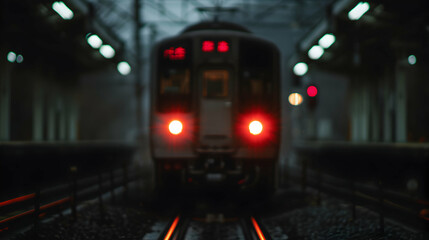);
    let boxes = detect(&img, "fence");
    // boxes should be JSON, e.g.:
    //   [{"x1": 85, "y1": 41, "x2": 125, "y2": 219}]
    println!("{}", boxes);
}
[
  {"x1": 291, "y1": 141, "x2": 429, "y2": 233},
  {"x1": 0, "y1": 142, "x2": 137, "y2": 237}
]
